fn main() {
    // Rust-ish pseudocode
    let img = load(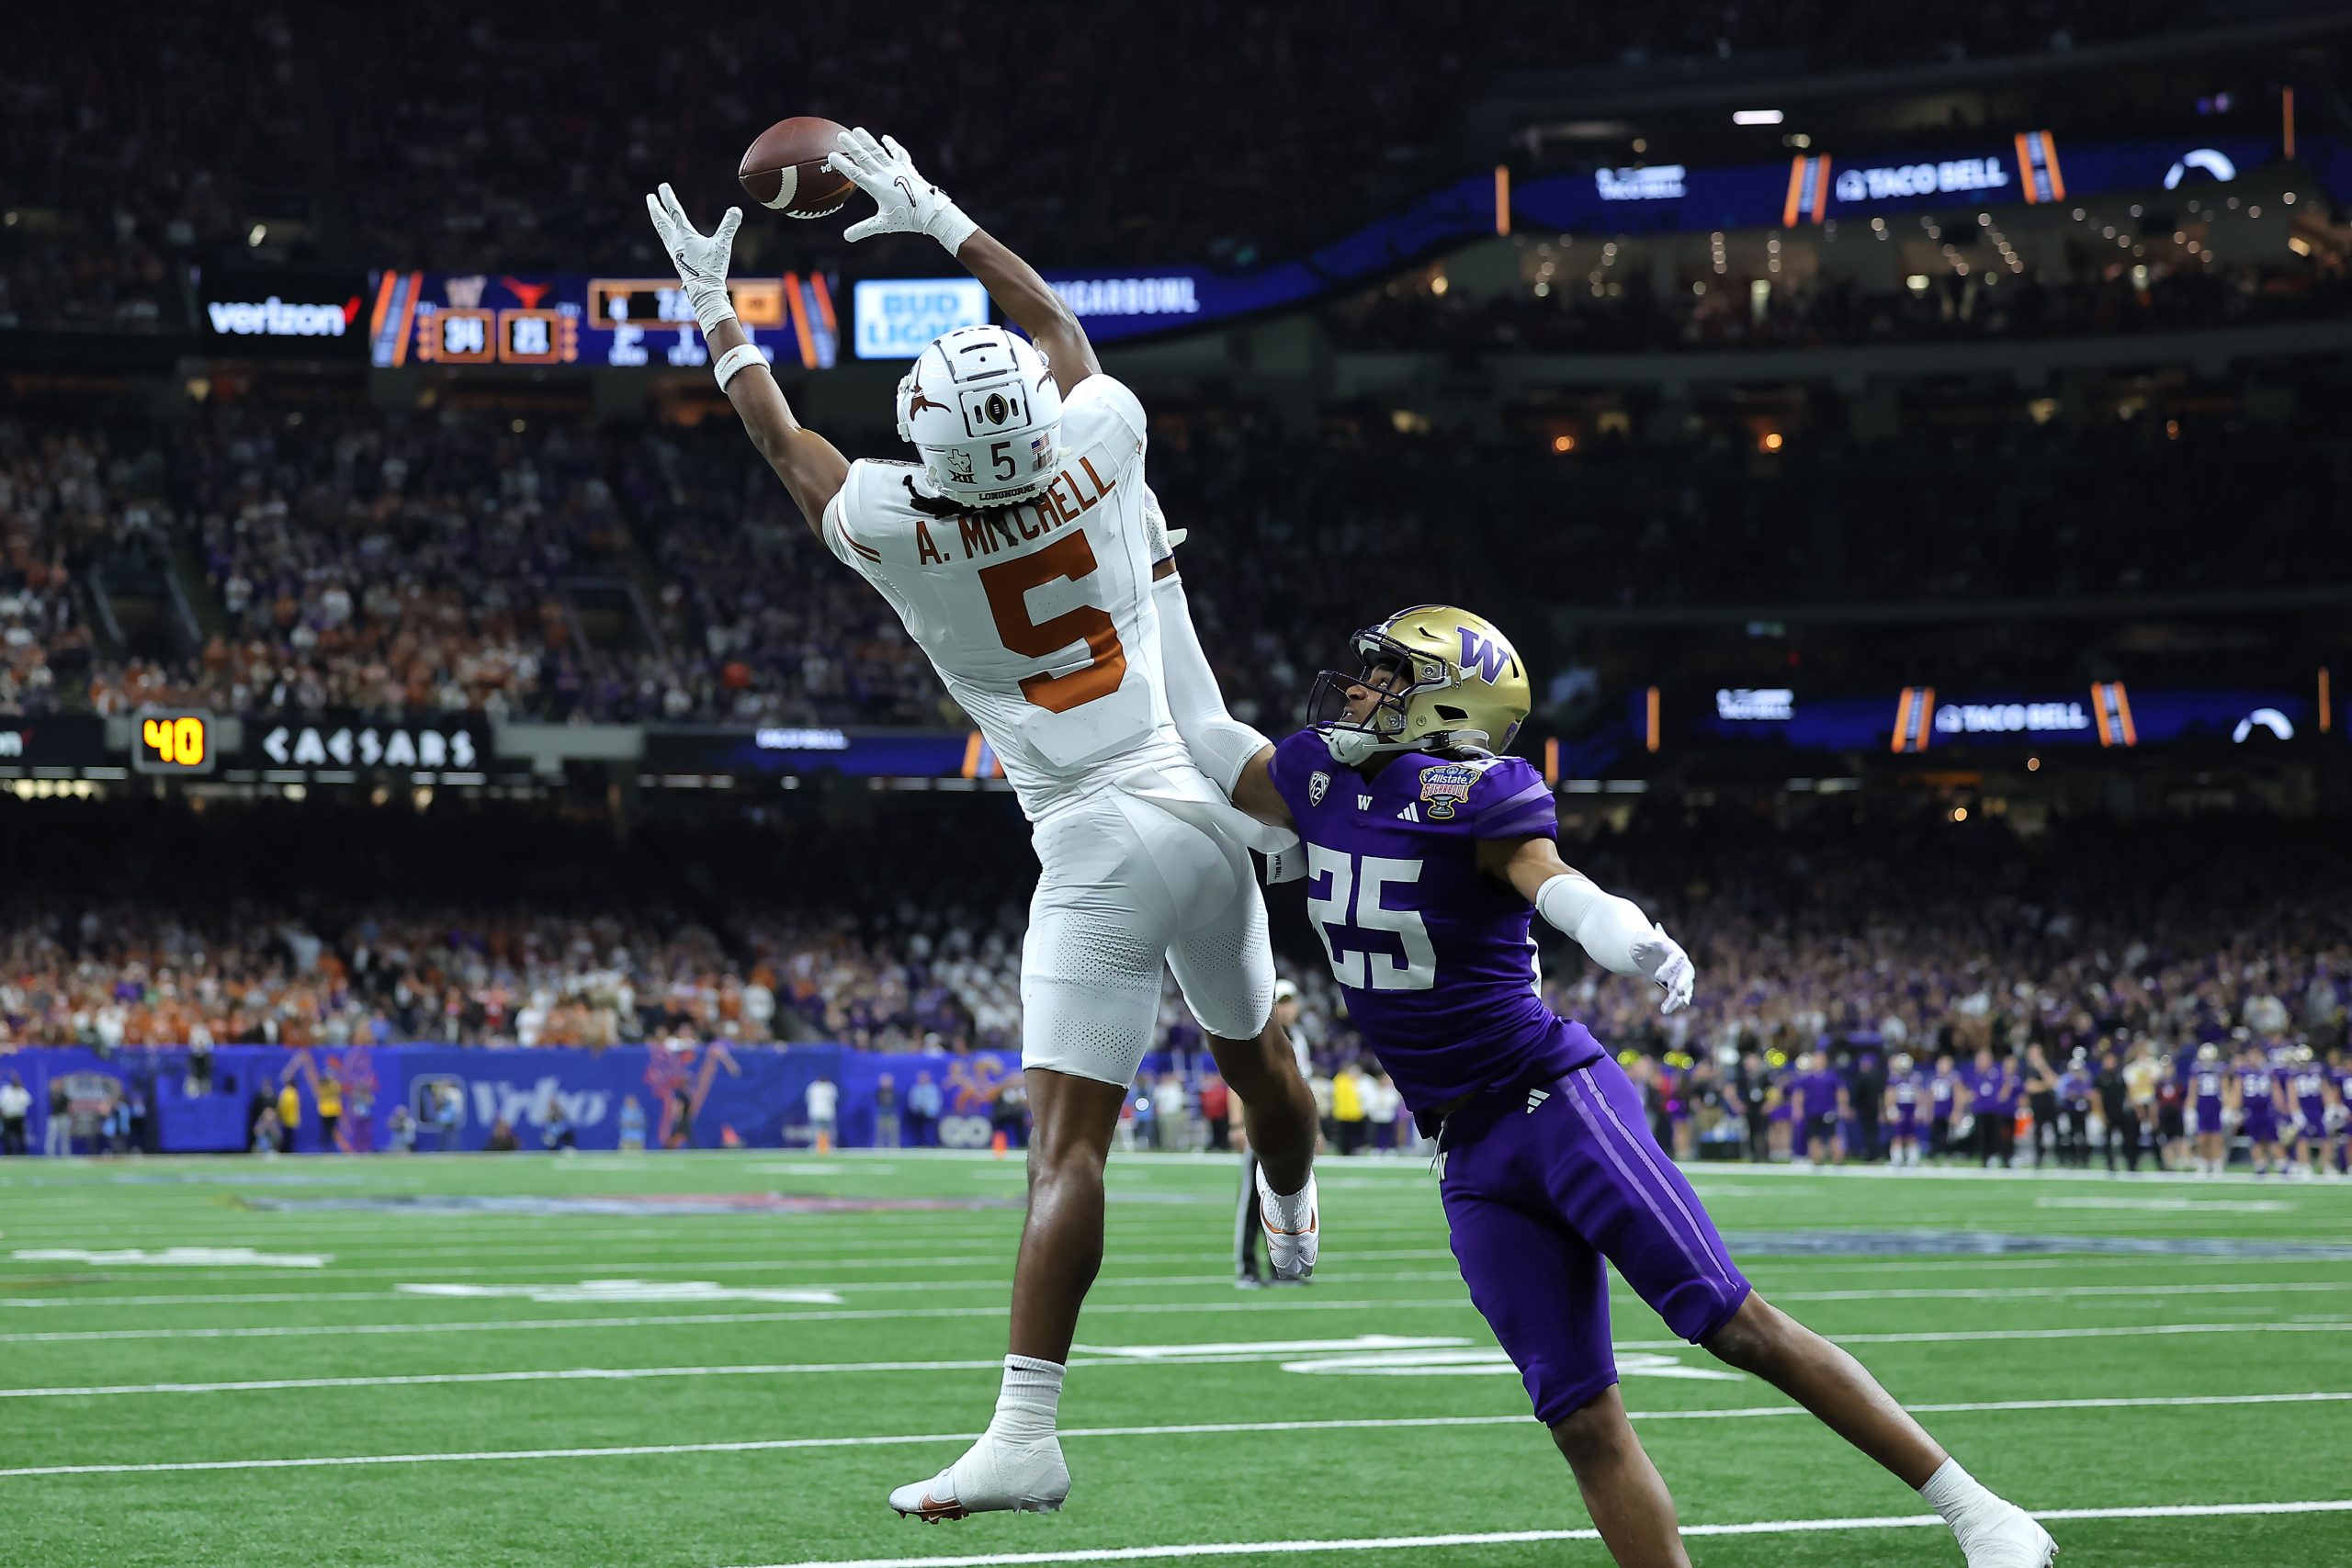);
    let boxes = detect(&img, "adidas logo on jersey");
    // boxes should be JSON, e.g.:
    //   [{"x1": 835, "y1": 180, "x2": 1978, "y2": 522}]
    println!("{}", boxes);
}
[
  {"x1": 1396, "y1": 803, "x2": 1419, "y2": 822},
  {"x1": 1526, "y1": 1089, "x2": 1551, "y2": 1113}
]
